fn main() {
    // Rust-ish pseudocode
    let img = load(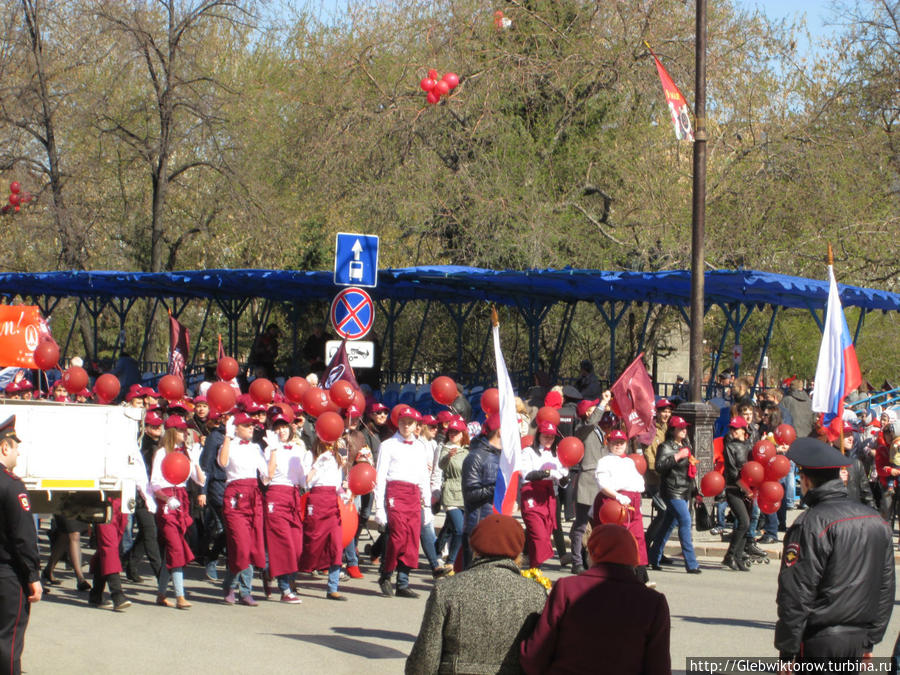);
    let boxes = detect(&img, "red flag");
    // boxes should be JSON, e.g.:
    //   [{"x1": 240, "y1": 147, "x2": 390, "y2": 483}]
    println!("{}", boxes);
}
[
  {"x1": 320, "y1": 339, "x2": 359, "y2": 391},
  {"x1": 646, "y1": 43, "x2": 694, "y2": 142},
  {"x1": 609, "y1": 353, "x2": 657, "y2": 444},
  {"x1": 168, "y1": 313, "x2": 190, "y2": 378}
]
